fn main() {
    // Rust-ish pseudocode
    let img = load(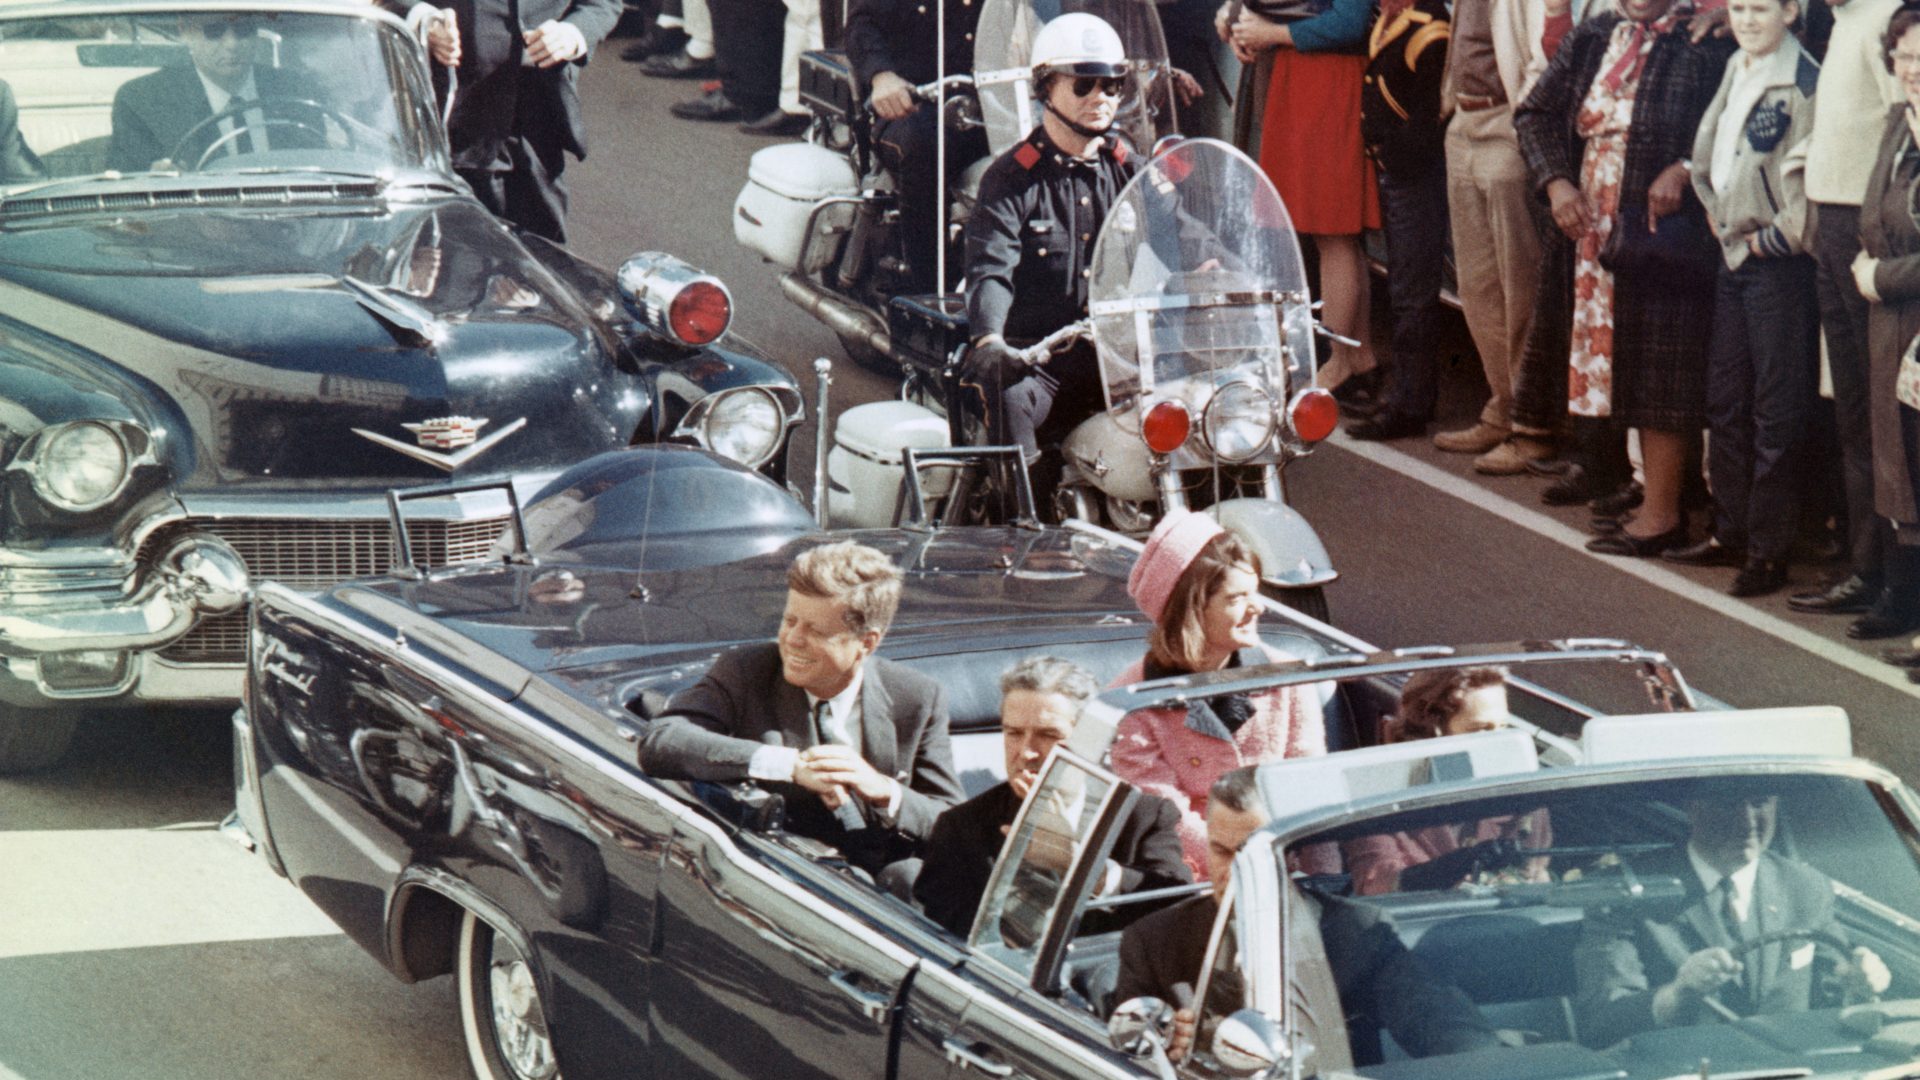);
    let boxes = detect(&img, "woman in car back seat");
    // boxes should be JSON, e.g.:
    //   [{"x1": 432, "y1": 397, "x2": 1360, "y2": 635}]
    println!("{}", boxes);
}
[
  {"x1": 1109, "y1": 511, "x2": 1328, "y2": 879},
  {"x1": 1344, "y1": 666, "x2": 1553, "y2": 894}
]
